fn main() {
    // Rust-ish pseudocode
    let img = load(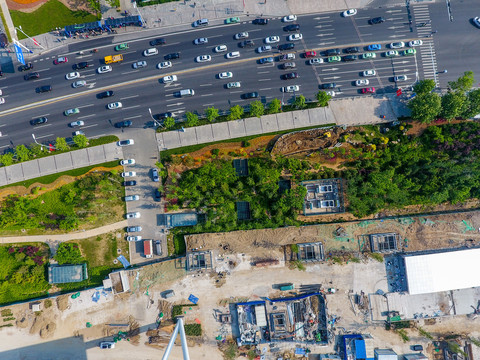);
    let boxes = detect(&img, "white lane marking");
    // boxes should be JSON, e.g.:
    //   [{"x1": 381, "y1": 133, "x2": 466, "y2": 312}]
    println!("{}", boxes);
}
[
  {"x1": 124, "y1": 115, "x2": 143, "y2": 120},
  {"x1": 79, "y1": 104, "x2": 95, "y2": 108},
  {"x1": 78, "y1": 114, "x2": 96, "y2": 119},
  {"x1": 201, "y1": 94, "x2": 213, "y2": 97},
  {"x1": 81, "y1": 124, "x2": 98, "y2": 129},
  {"x1": 258, "y1": 78, "x2": 271, "y2": 81},
  {"x1": 259, "y1": 88, "x2": 272, "y2": 91},
  {"x1": 123, "y1": 105, "x2": 142, "y2": 110},
  {"x1": 36, "y1": 133, "x2": 55, "y2": 139},
  {"x1": 200, "y1": 83, "x2": 212, "y2": 86}
]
